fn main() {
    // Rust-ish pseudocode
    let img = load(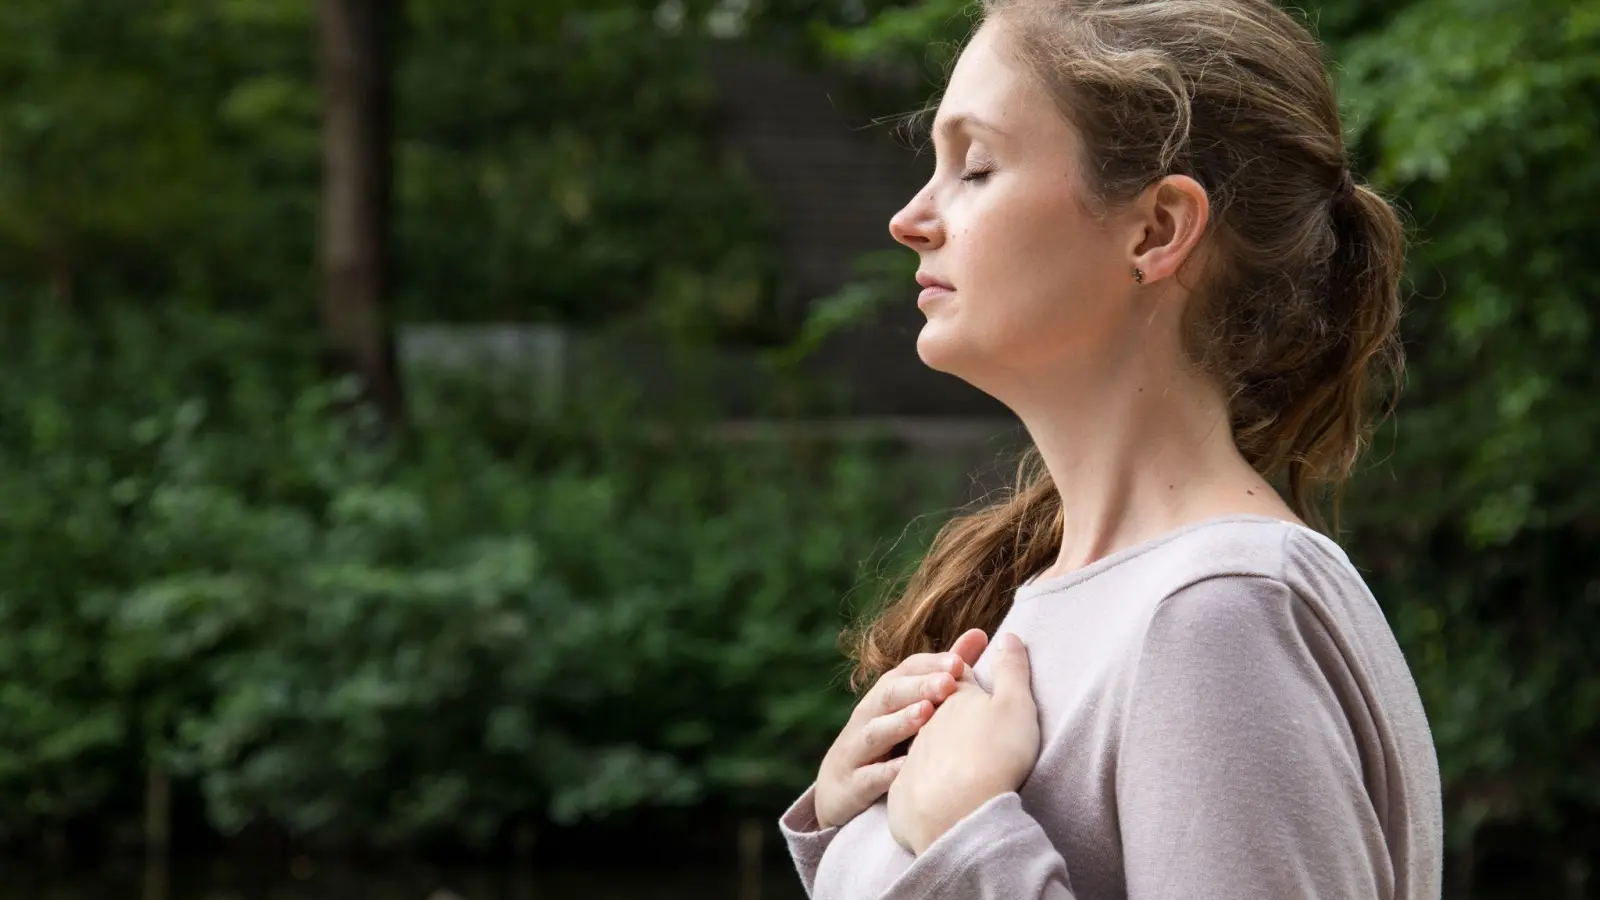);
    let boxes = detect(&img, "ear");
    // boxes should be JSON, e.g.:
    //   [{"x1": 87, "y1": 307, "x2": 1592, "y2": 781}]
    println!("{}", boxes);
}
[{"x1": 1126, "y1": 174, "x2": 1209, "y2": 284}]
